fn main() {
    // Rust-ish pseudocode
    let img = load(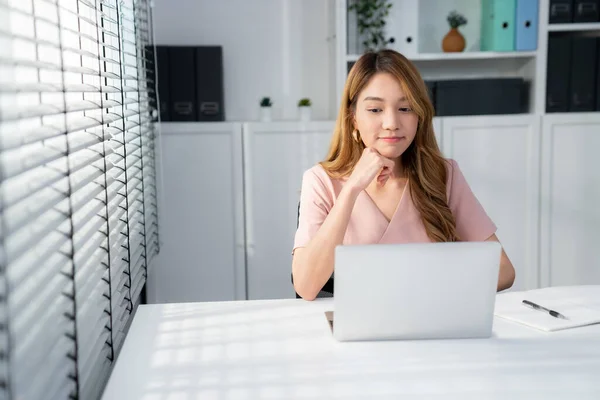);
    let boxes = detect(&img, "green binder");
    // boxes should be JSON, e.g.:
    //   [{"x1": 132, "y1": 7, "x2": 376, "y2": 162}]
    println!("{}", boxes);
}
[{"x1": 480, "y1": 0, "x2": 516, "y2": 51}]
